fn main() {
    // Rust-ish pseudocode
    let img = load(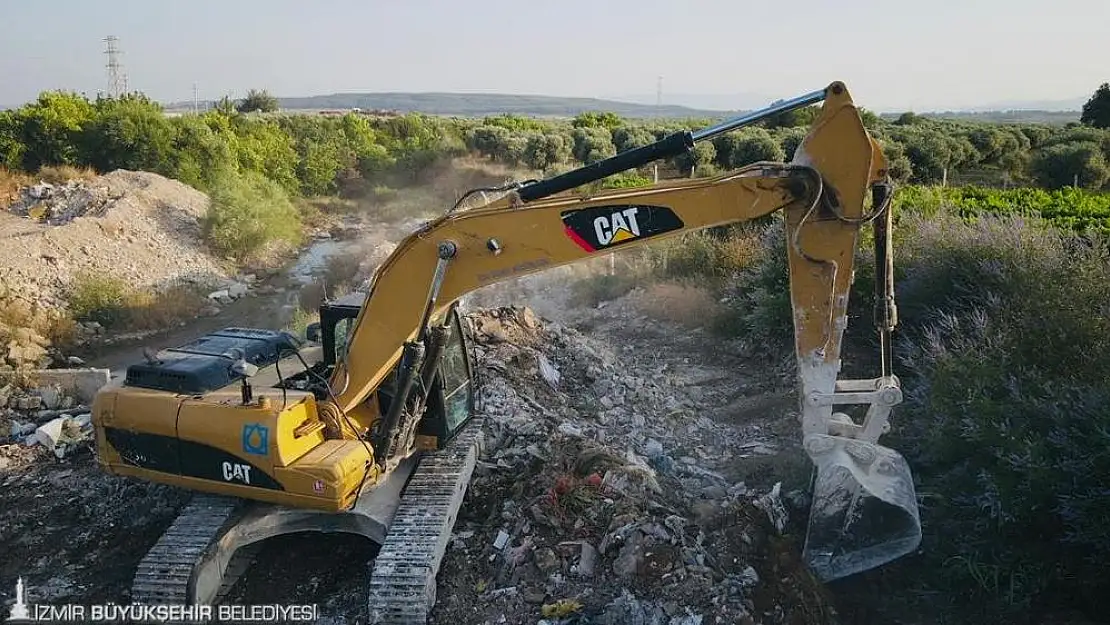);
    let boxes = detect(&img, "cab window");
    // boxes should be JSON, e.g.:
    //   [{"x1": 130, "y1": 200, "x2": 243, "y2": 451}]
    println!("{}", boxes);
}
[
  {"x1": 440, "y1": 313, "x2": 472, "y2": 432},
  {"x1": 334, "y1": 318, "x2": 354, "y2": 361}
]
